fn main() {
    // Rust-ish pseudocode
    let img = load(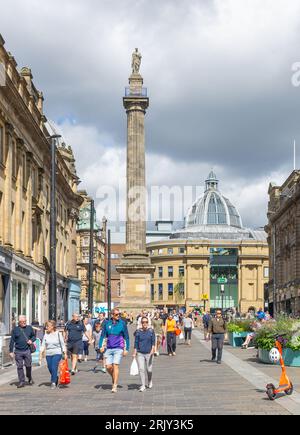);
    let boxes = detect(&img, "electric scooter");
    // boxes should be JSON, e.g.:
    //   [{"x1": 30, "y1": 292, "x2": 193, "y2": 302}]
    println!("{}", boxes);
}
[{"x1": 266, "y1": 334, "x2": 293, "y2": 400}]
